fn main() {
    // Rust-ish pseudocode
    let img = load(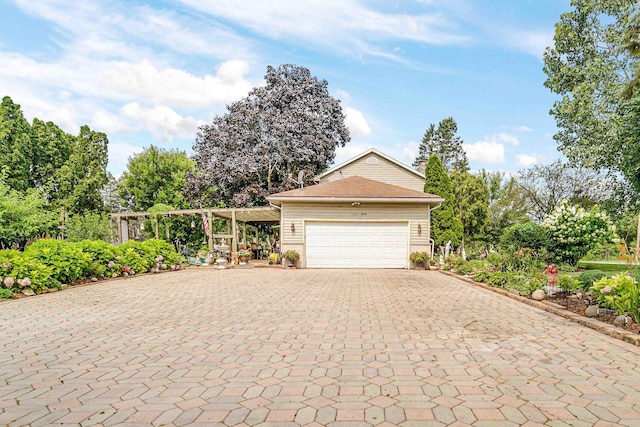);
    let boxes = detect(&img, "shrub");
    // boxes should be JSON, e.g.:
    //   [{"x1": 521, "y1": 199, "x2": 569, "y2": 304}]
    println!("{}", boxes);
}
[
  {"x1": 592, "y1": 273, "x2": 640, "y2": 322},
  {"x1": 502, "y1": 247, "x2": 546, "y2": 273},
  {"x1": 76, "y1": 240, "x2": 121, "y2": 277},
  {"x1": 139, "y1": 239, "x2": 184, "y2": 267},
  {"x1": 582, "y1": 243, "x2": 626, "y2": 261},
  {"x1": 116, "y1": 246, "x2": 150, "y2": 275},
  {"x1": 0, "y1": 249, "x2": 53, "y2": 292},
  {"x1": 543, "y1": 201, "x2": 616, "y2": 265},
  {"x1": 24, "y1": 239, "x2": 90, "y2": 285},
  {"x1": 486, "y1": 252, "x2": 503, "y2": 267},
  {"x1": 500, "y1": 222, "x2": 550, "y2": 252},
  {"x1": 487, "y1": 271, "x2": 510, "y2": 288},
  {"x1": 557, "y1": 274, "x2": 580, "y2": 292},
  {"x1": 577, "y1": 270, "x2": 607, "y2": 291},
  {"x1": 0, "y1": 288, "x2": 12, "y2": 298},
  {"x1": 472, "y1": 270, "x2": 491, "y2": 283}
]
